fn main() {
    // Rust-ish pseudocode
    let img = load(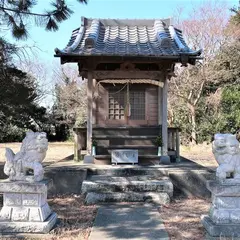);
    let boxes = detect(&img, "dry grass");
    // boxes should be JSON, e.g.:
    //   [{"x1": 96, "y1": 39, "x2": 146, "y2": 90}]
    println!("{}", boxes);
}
[
  {"x1": 0, "y1": 142, "x2": 74, "y2": 164},
  {"x1": 181, "y1": 143, "x2": 218, "y2": 169}
]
